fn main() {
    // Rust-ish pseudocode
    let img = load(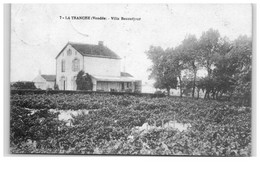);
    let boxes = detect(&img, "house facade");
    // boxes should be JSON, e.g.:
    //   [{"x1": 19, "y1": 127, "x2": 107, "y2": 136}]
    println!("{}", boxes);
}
[
  {"x1": 55, "y1": 41, "x2": 141, "y2": 92},
  {"x1": 33, "y1": 74, "x2": 56, "y2": 90}
]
